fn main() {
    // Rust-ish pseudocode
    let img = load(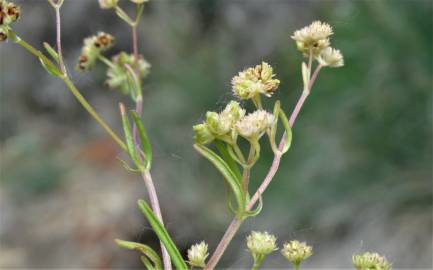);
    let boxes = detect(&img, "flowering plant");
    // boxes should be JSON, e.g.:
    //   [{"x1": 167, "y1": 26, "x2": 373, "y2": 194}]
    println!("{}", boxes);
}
[{"x1": 2, "y1": 0, "x2": 391, "y2": 269}]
